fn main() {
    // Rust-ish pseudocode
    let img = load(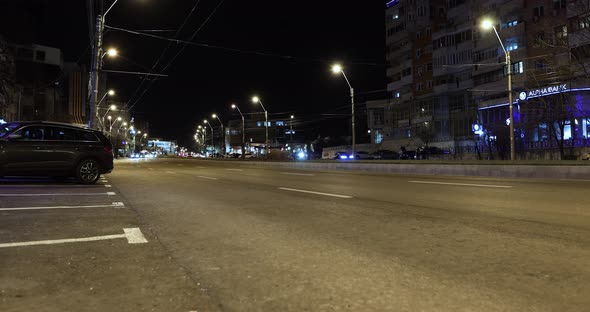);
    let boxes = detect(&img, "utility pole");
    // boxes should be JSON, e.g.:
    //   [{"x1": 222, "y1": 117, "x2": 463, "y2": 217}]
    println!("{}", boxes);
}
[{"x1": 89, "y1": 14, "x2": 103, "y2": 129}]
